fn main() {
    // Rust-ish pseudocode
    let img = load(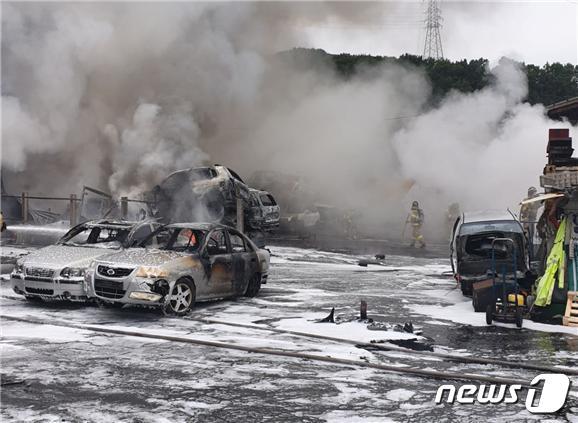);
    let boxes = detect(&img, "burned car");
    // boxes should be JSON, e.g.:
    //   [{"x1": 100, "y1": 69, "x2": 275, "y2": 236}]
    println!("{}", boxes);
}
[
  {"x1": 247, "y1": 189, "x2": 280, "y2": 232},
  {"x1": 450, "y1": 211, "x2": 528, "y2": 297},
  {"x1": 152, "y1": 165, "x2": 250, "y2": 226},
  {"x1": 11, "y1": 220, "x2": 160, "y2": 301},
  {"x1": 87, "y1": 223, "x2": 270, "y2": 315}
]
